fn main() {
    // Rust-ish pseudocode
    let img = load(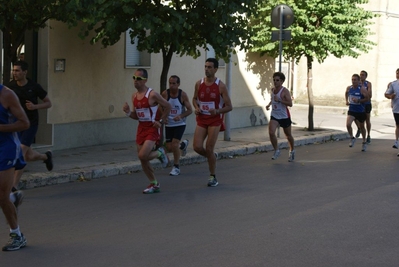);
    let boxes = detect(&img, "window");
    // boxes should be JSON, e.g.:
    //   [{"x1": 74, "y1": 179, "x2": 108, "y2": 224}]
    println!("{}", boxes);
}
[
  {"x1": 125, "y1": 31, "x2": 151, "y2": 68},
  {"x1": 206, "y1": 44, "x2": 226, "y2": 67}
]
